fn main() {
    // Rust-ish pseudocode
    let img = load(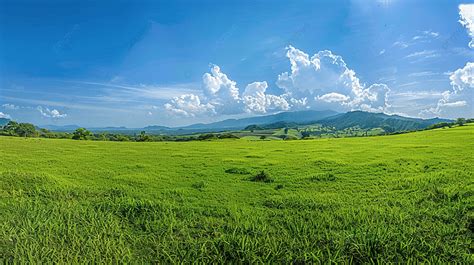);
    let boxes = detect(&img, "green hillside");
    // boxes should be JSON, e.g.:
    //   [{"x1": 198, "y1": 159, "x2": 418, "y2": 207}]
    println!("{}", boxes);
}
[
  {"x1": 318, "y1": 111, "x2": 451, "y2": 132},
  {"x1": 0, "y1": 118, "x2": 9, "y2": 127},
  {"x1": 1, "y1": 125, "x2": 473, "y2": 263}
]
